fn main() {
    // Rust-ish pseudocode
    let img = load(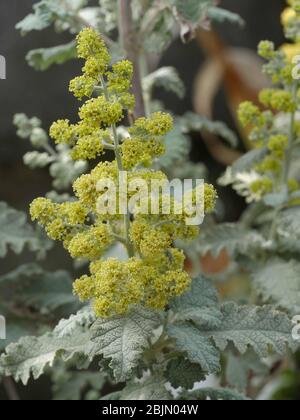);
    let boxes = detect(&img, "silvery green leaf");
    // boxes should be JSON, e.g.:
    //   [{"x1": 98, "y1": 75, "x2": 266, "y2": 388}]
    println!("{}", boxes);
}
[
  {"x1": 166, "y1": 356, "x2": 206, "y2": 389},
  {"x1": 143, "y1": 67, "x2": 186, "y2": 99},
  {"x1": 178, "y1": 112, "x2": 238, "y2": 147},
  {"x1": 184, "y1": 387, "x2": 249, "y2": 401},
  {"x1": 55, "y1": 307, "x2": 96, "y2": 338},
  {"x1": 0, "y1": 330, "x2": 97, "y2": 385},
  {"x1": 168, "y1": 323, "x2": 221, "y2": 374},
  {"x1": 0, "y1": 264, "x2": 79, "y2": 316},
  {"x1": 0, "y1": 202, "x2": 52, "y2": 259},
  {"x1": 120, "y1": 377, "x2": 171, "y2": 400},
  {"x1": 91, "y1": 306, "x2": 162, "y2": 381},
  {"x1": 196, "y1": 223, "x2": 268, "y2": 258},
  {"x1": 253, "y1": 259, "x2": 300, "y2": 315},
  {"x1": 26, "y1": 41, "x2": 77, "y2": 71},
  {"x1": 171, "y1": 276, "x2": 221, "y2": 327},
  {"x1": 203, "y1": 302, "x2": 292, "y2": 357},
  {"x1": 207, "y1": 7, "x2": 245, "y2": 26}
]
